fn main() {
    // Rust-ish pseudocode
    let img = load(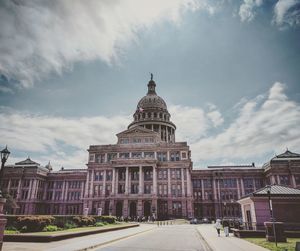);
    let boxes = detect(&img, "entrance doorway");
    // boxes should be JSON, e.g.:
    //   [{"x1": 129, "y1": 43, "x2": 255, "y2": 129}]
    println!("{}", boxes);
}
[
  {"x1": 130, "y1": 201, "x2": 137, "y2": 218},
  {"x1": 144, "y1": 201, "x2": 151, "y2": 217},
  {"x1": 116, "y1": 201, "x2": 123, "y2": 217}
]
